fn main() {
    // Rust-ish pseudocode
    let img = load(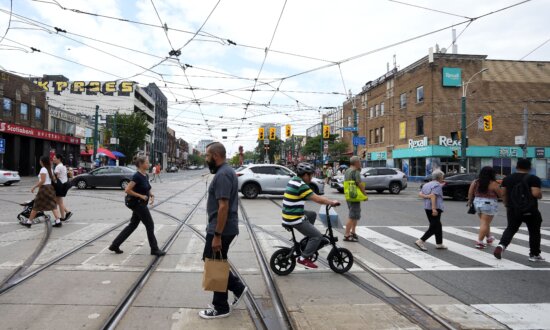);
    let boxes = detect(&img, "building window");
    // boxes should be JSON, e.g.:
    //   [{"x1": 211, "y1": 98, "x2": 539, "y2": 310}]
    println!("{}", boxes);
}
[
  {"x1": 416, "y1": 116, "x2": 424, "y2": 135},
  {"x1": 369, "y1": 107, "x2": 374, "y2": 118},
  {"x1": 369, "y1": 129, "x2": 373, "y2": 145},
  {"x1": 20, "y1": 103, "x2": 28, "y2": 121},
  {"x1": 416, "y1": 86, "x2": 424, "y2": 103},
  {"x1": 3, "y1": 97, "x2": 12, "y2": 116},
  {"x1": 380, "y1": 127, "x2": 385, "y2": 143},
  {"x1": 35, "y1": 107, "x2": 42, "y2": 121},
  {"x1": 400, "y1": 93, "x2": 407, "y2": 109},
  {"x1": 375, "y1": 104, "x2": 380, "y2": 117},
  {"x1": 380, "y1": 102, "x2": 385, "y2": 116},
  {"x1": 348, "y1": 116, "x2": 352, "y2": 127},
  {"x1": 375, "y1": 128, "x2": 380, "y2": 143}
]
